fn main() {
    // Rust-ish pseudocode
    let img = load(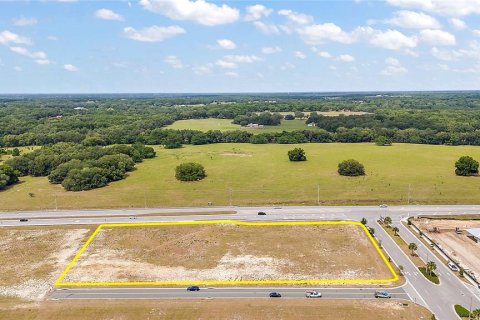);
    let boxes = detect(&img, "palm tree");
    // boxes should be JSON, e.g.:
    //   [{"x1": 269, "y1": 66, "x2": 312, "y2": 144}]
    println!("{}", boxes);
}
[
  {"x1": 426, "y1": 261, "x2": 437, "y2": 276},
  {"x1": 471, "y1": 309, "x2": 480, "y2": 320},
  {"x1": 384, "y1": 216, "x2": 392, "y2": 227},
  {"x1": 408, "y1": 242, "x2": 418, "y2": 256},
  {"x1": 392, "y1": 226, "x2": 399, "y2": 236}
]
